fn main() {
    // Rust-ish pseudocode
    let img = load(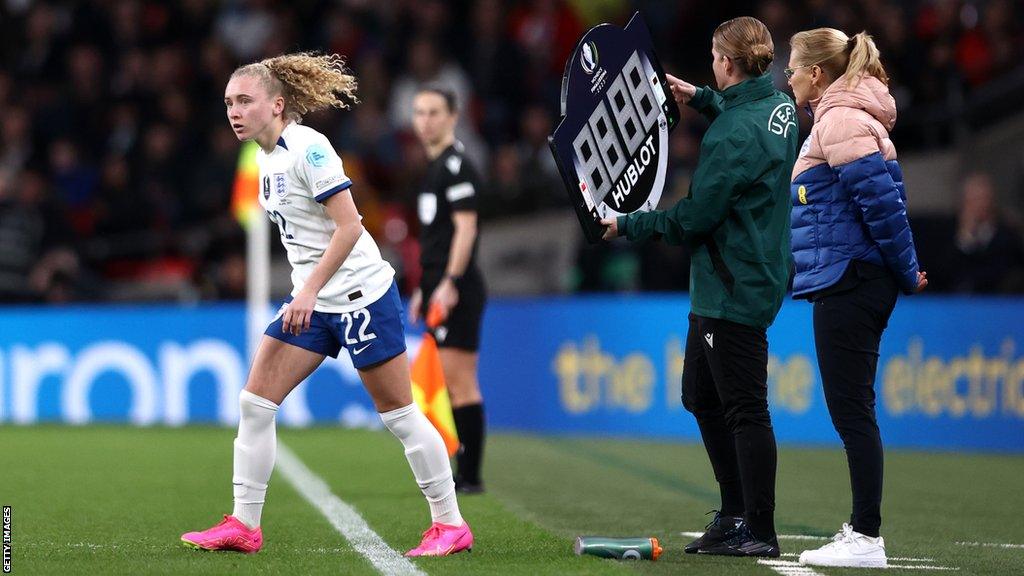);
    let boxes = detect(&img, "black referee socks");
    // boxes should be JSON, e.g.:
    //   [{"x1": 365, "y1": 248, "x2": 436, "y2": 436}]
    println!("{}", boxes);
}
[{"x1": 452, "y1": 403, "x2": 486, "y2": 485}]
